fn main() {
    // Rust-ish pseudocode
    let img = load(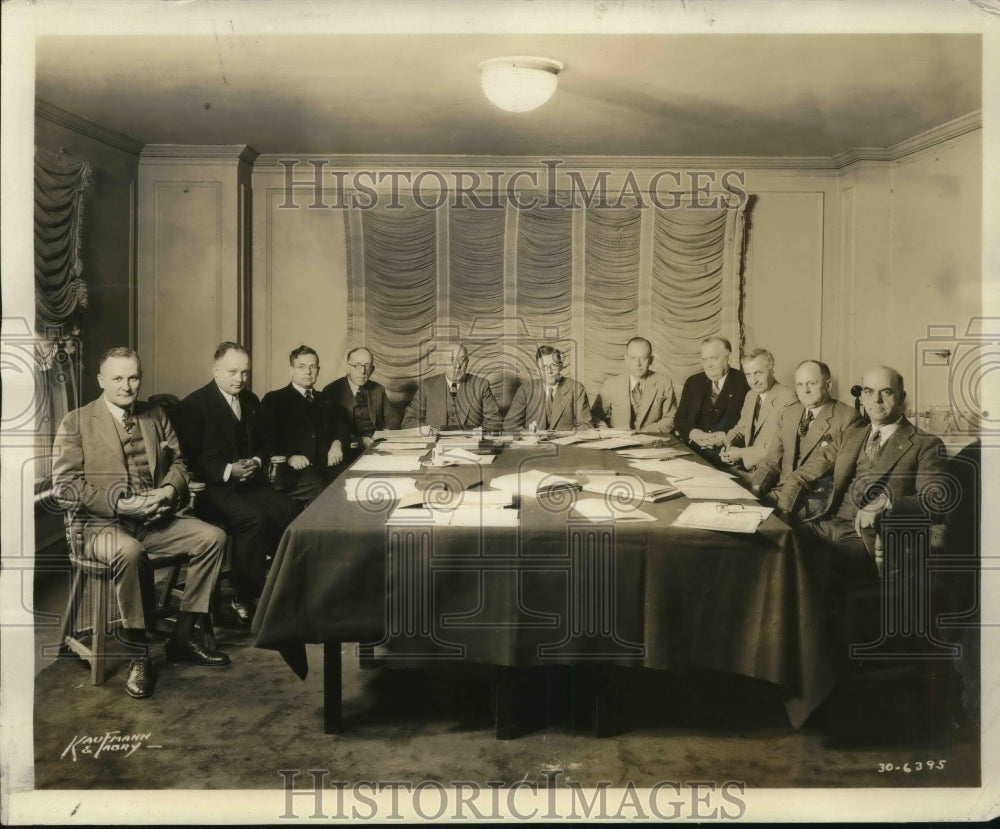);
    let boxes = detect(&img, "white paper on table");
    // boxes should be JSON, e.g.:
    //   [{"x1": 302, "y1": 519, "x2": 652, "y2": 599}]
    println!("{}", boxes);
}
[
  {"x1": 375, "y1": 442, "x2": 433, "y2": 453},
  {"x1": 343, "y1": 476, "x2": 419, "y2": 502},
  {"x1": 573, "y1": 498, "x2": 656, "y2": 522},
  {"x1": 350, "y1": 454, "x2": 424, "y2": 473},
  {"x1": 625, "y1": 433, "x2": 663, "y2": 445},
  {"x1": 440, "y1": 446, "x2": 496, "y2": 465},
  {"x1": 448, "y1": 508, "x2": 520, "y2": 527},
  {"x1": 434, "y1": 490, "x2": 513, "y2": 509},
  {"x1": 658, "y1": 458, "x2": 736, "y2": 477},
  {"x1": 490, "y1": 470, "x2": 581, "y2": 498},
  {"x1": 619, "y1": 447, "x2": 689, "y2": 459},
  {"x1": 579, "y1": 475, "x2": 680, "y2": 503},
  {"x1": 673, "y1": 502, "x2": 762, "y2": 533},
  {"x1": 547, "y1": 434, "x2": 588, "y2": 446},
  {"x1": 374, "y1": 426, "x2": 432, "y2": 440},
  {"x1": 564, "y1": 428, "x2": 611, "y2": 442},
  {"x1": 674, "y1": 481, "x2": 755, "y2": 501}
]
